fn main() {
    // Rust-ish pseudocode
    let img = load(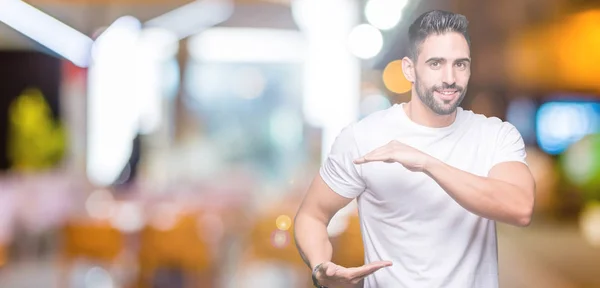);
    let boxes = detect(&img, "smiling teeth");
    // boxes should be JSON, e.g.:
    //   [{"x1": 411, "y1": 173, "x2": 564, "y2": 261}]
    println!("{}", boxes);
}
[{"x1": 439, "y1": 91, "x2": 456, "y2": 95}]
